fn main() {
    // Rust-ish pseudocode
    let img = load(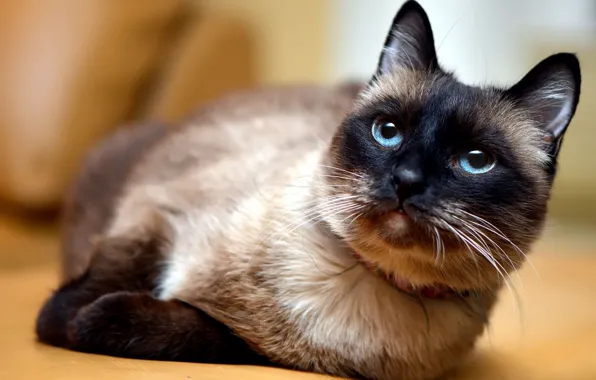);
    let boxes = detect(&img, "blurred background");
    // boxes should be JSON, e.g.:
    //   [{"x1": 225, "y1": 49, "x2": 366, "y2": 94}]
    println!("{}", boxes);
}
[{"x1": 0, "y1": 0, "x2": 594, "y2": 270}]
